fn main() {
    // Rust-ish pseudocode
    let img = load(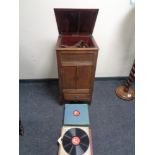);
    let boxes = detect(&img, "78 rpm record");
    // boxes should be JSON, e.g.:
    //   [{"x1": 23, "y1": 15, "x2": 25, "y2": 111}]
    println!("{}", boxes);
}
[{"x1": 62, "y1": 128, "x2": 89, "y2": 155}]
